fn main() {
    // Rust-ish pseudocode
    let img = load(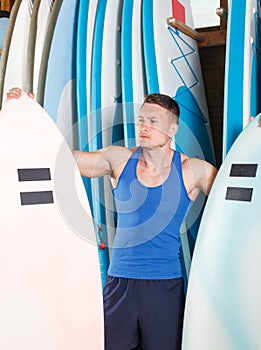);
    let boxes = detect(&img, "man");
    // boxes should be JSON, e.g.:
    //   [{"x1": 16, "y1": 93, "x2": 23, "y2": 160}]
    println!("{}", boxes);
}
[{"x1": 7, "y1": 88, "x2": 217, "y2": 350}]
